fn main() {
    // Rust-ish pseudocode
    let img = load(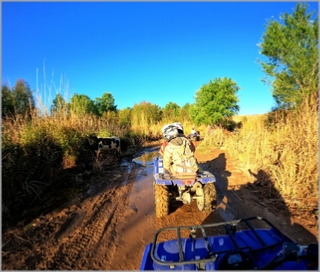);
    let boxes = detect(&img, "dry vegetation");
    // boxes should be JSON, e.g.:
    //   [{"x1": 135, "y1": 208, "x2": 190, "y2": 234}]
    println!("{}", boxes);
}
[
  {"x1": 2, "y1": 95, "x2": 318, "y2": 230},
  {"x1": 201, "y1": 94, "x2": 318, "y2": 213},
  {"x1": 1, "y1": 110, "x2": 146, "y2": 230}
]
